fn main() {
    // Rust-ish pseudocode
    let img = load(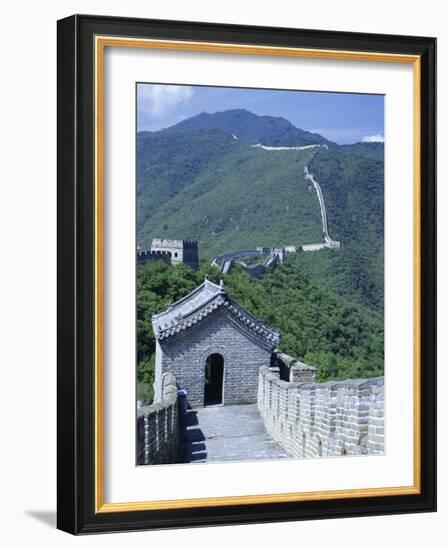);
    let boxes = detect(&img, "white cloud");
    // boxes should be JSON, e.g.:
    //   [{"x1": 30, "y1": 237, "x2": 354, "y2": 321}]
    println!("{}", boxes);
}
[
  {"x1": 362, "y1": 134, "x2": 385, "y2": 143},
  {"x1": 137, "y1": 84, "x2": 193, "y2": 119}
]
